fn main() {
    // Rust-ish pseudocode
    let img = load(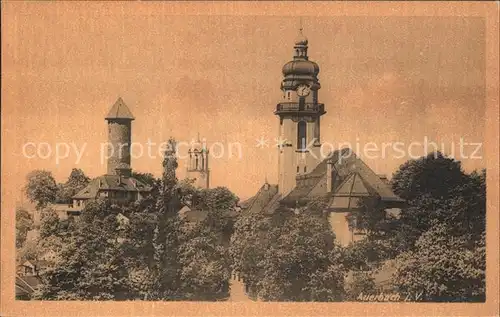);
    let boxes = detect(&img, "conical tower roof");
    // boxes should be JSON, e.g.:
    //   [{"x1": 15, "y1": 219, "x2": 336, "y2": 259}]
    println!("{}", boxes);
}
[{"x1": 105, "y1": 97, "x2": 135, "y2": 120}]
